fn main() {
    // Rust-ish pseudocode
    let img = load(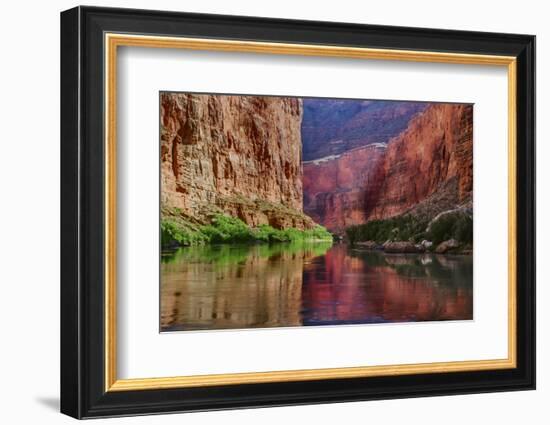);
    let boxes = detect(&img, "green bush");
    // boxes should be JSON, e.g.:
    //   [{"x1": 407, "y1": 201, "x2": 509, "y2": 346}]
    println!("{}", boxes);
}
[
  {"x1": 201, "y1": 214, "x2": 256, "y2": 243},
  {"x1": 345, "y1": 212, "x2": 473, "y2": 247},
  {"x1": 452, "y1": 215, "x2": 473, "y2": 244},
  {"x1": 428, "y1": 215, "x2": 456, "y2": 245},
  {"x1": 161, "y1": 220, "x2": 208, "y2": 247},
  {"x1": 160, "y1": 220, "x2": 181, "y2": 247},
  {"x1": 345, "y1": 215, "x2": 428, "y2": 245},
  {"x1": 160, "y1": 214, "x2": 332, "y2": 248},
  {"x1": 251, "y1": 223, "x2": 332, "y2": 243},
  {"x1": 304, "y1": 225, "x2": 334, "y2": 241},
  {"x1": 253, "y1": 224, "x2": 288, "y2": 242},
  {"x1": 427, "y1": 213, "x2": 473, "y2": 245}
]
